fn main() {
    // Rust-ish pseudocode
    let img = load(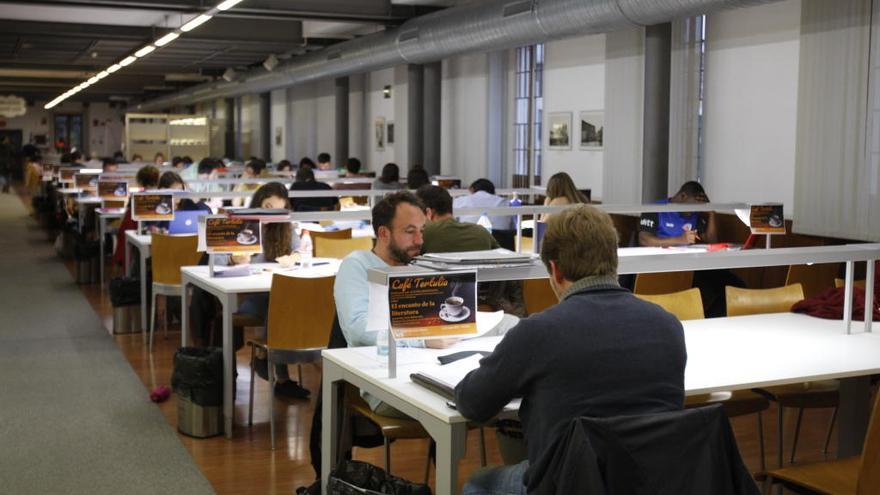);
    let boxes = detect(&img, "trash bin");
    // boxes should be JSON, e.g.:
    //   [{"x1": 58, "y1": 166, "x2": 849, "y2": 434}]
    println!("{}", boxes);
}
[
  {"x1": 110, "y1": 277, "x2": 140, "y2": 334},
  {"x1": 74, "y1": 237, "x2": 99, "y2": 284},
  {"x1": 172, "y1": 347, "x2": 224, "y2": 438},
  {"x1": 327, "y1": 460, "x2": 432, "y2": 495}
]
